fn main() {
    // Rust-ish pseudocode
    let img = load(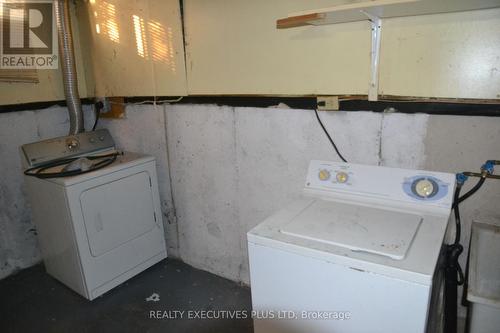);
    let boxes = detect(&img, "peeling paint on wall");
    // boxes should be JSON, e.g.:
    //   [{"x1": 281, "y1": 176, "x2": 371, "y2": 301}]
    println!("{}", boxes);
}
[
  {"x1": 0, "y1": 106, "x2": 73, "y2": 279},
  {"x1": 0, "y1": 104, "x2": 176, "y2": 279}
]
